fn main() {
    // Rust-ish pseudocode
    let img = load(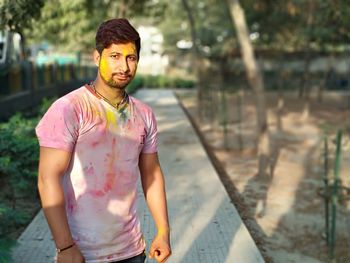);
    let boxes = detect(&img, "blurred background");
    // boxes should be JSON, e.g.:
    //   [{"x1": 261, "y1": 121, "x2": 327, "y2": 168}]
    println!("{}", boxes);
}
[
  {"x1": 2, "y1": 0, "x2": 350, "y2": 102},
  {"x1": 1, "y1": 0, "x2": 350, "y2": 262}
]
